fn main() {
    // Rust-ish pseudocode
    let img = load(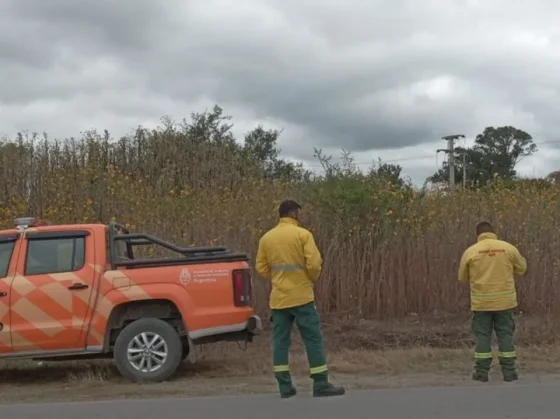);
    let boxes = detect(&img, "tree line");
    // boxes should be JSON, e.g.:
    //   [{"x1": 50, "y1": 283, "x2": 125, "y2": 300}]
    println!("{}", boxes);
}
[{"x1": 0, "y1": 104, "x2": 553, "y2": 200}]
